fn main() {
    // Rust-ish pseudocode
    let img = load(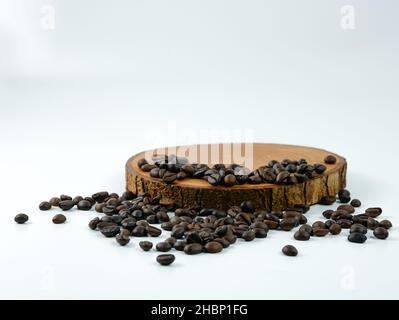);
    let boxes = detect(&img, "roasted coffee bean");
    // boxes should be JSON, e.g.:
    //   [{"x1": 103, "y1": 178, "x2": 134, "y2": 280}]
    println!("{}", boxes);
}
[
  {"x1": 193, "y1": 166, "x2": 208, "y2": 178},
  {"x1": 120, "y1": 228, "x2": 131, "y2": 237},
  {"x1": 350, "y1": 199, "x2": 361, "y2": 207},
  {"x1": 39, "y1": 201, "x2": 52, "y2": 211},
  {"x1": 15, "y1": 213, "x2": 29, "y2": 224},
  {"x1": 100, "y1": 225, "x2": 120, "y2": 237},
  {"x1": 162, "y1": 171, "x2": 177, "y2": 184},
  {"x1": 141, "y1": 163, "x2": 156, "y2": 172},
  {"x1": 348, "y1": 232, "x2": 367, "y2": 244},
  {"x1": 208, "y1": 173, "x2": 221, "y2": 186},
  {"x1": 156, "y1": 254, "x2": 175, "y2": 266},
  {"x1": 338, "y1": 189, "x2": 351, "y2": 203},
  {"x1": 146, "y1": 215, "x2": 158, "y2": 224},
  {"x1": 282, "y1": 245, "x2": 298, "y2": 257},
  {"x1": 253, "y1": 228, "x2": 268, "y2": 238},
  {"x1": 59, "y1": 200, "x2": 75, "y2": 211},
  {"x1": 156, "y1": 211, "x2": 170, "y2": 223},
  {"x1": 242, "y1": 230, "x2": 256, "y2": 241},
  {"x1": 176, "y1": 172, "x2": 187, "y2": 180},
  {"x1": 379, "y1": 220, "x2": 392, "y2": 230},
  {"x1": 350, "y1": 223, "x2": 367, "y2": 234},
  {"x1": 283, "y1": 211, "x2": 301, "y2": 218},
  {"x1": 121, "y1": 191, "x2": 135, "y2": 201},
  {"x1": 337, "y1": 219, "x2": 352, "y2": 229},
  {"x1": 294, "y1": 230, "x2": 310, "y2": 241},
  {"x1": 314, "y1": 164, "x2": 327, "y2": 174},
  {"x1": 97, "y1": 221, "x2": 117, "y2": 229},
  {"x1": 150, "y1": 168, "x2": 160, "y2": 178},
  {"x1": 165, "y1": 237, "x2": 177, "y2": 246},
  {"x1": 116, "y1": 234, "x2": 130, "y2": 246},
  {"x1": 264, "y1": 219, "x2": 279, "y2": 229},
  {"x1": 319, "y1": 196, "x2": 336, "y2": 205},
  {"x1": 367, "y1": 217, "x2": 379, "y2": 230},
  {"x1": 156, "y1": 241, "x2": 172, "y2": 252},
  {"x1": 313, "y1": 228, "x2": 329, "y2": 237},
  {"x1": 324, "y1": 220, "x2": 334, "y2": 229},
  {"x1": 224, "y1": 232, "x2": 237, "y2": 244},
  {"x1": 60, "y1": 195, "x2": 72, "y2": 201},
  {"x1": 171, "y1": 227, "x2": 185, "y2": 239},
  {"x1": 103, "y1": 206, "x2": 117, "y2": 216},
  {"x1": 205, "y1": 241, "x2": 223, "y2": 253},
  {"x1": 248, "y1": 175, "x2": 262, "y2": 184},
  {"x1": 95, "y1": 203, "x2": 106, "y2": 213},
  {"x1": 137, "y1": 158, "x2": 148, "y2": 168},
  {"x1": 312, "y1": 221, "x2": 326, "y2": 229},
  {"x1": 131, "y1": 226, "x2": 147, "y2": 237},
  {"x1": 323, "y1": 210, "x2": 334, "y2": 219},
  {"x1": 276, "y1": 171, "x2": 290, "y2": 183},
  {"x1": 299, "y1": 224, "x2": 313, "y2": 234},
  {"x1": 147, "y1": 226, "x2": 162, "y2": 237},
  {"x1": 139, "y1": 241, "x2": 153, "y2": 251},
  {"x1": 49, "y1": 197, "x2": 61, "y2": 207},
  {"x1": 240, "y1": 201, "x2": 255, "y2": 213},
  {"x1": 131, "y1": 209, "x2": 144, "y2": 219},
  {"x1": 161, "y1": 222, "x2": 173, "y2": 231},
  {"x1": 174, "y1": 240, "x2": 187, "y2": 251},
  {"x1": 84, "y1": 197, "x2": 95, "y2": 206},
  {"x1": 72, "y1": 196, "x2": 83, "y2": 205},
  {"x1": 324, "y1": 155, "x2": 337, "y2": 164},
  {"x1": 184, "y1": 243, "x2": 203, "y2": 255},
  {"x1": 337, "y1": 204, "x2": 355, "y2": 214},
  {"x1": 213, "y1": 237, "x2": 230, "y2": 248},
  {"x1": 88, "y1": 217, "x2": 100, "y2": 230},
  {"x1": 365, "y1": 207, "x2": 382, "y2": 218},
  {"x1": 329, "y1": 223, "x2": 342, "y2": 235},
  {"x1": 224, "y1": 174, "x2": 237, "y2": 187},
  {"x1": 121, "y1": 217, "x2": 136, "y2": 230},
  {"x1": 373, "y1": 227, "x2": 389, "y2": 240},
  {"x1": 111, "y1": 215, "x2": 122, "y2": 224},
  {"x1": 331, "y1": 210, "x2": 348, "y2": 221},
  {"x1": 52, "y1": 214, "x2": 67, "y2": 224},
  {"x1": 77, "y1": 200, "x2": 92, "y2": 211}
]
